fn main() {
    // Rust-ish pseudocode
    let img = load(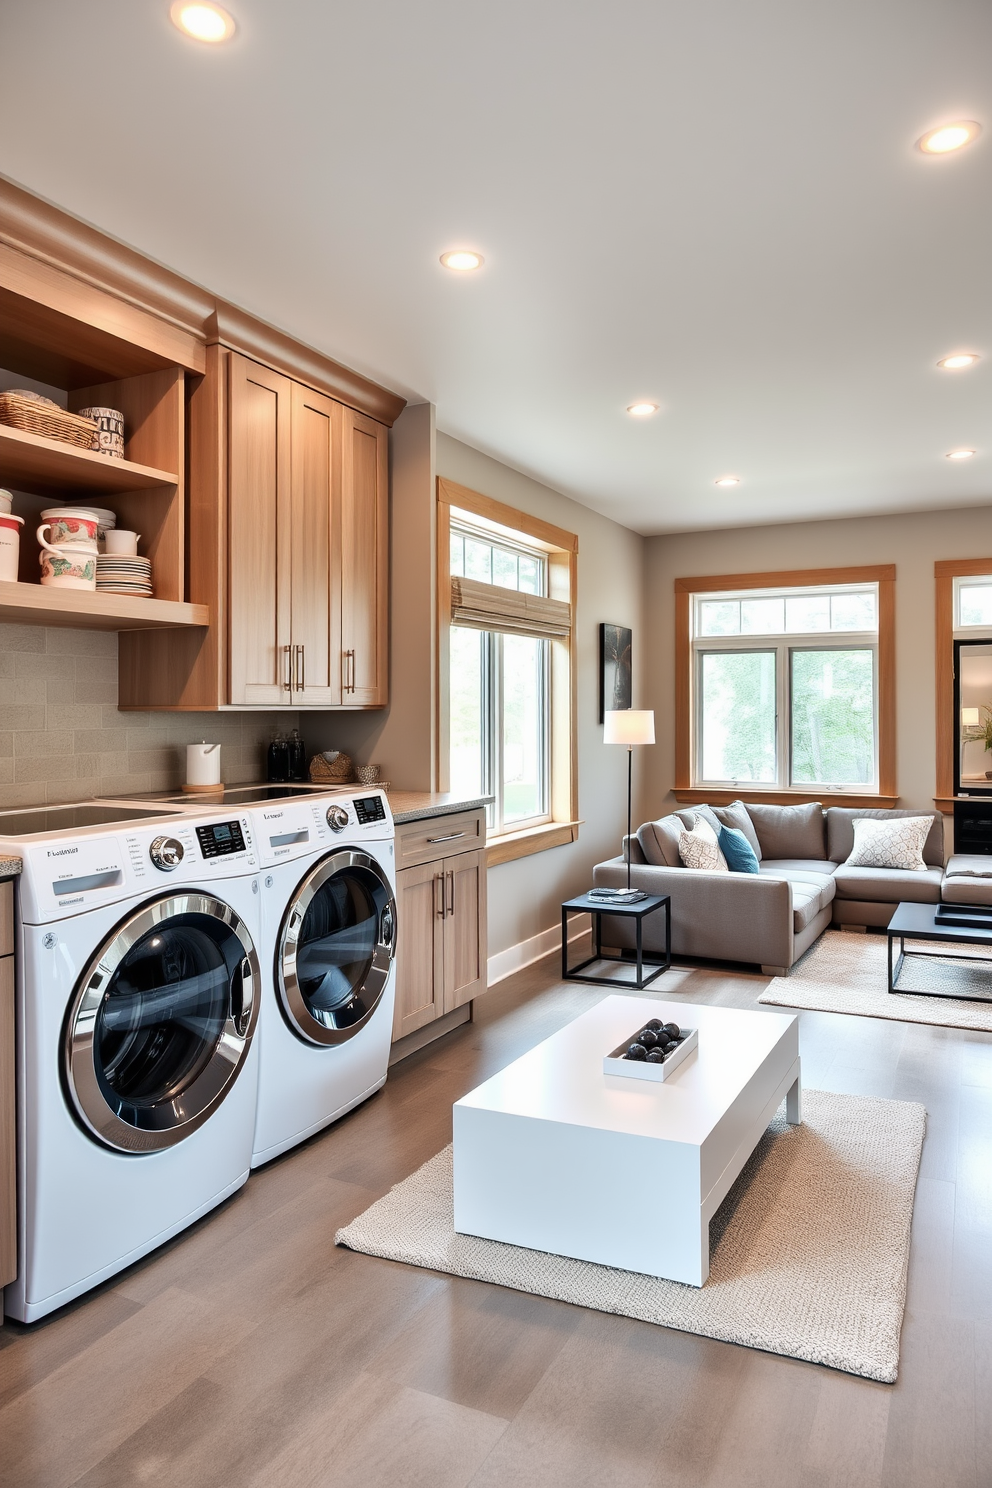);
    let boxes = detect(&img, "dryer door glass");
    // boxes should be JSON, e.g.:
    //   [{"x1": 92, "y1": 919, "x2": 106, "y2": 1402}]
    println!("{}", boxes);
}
[
  {"x1": 64, "y1": 893, "x2": 260, "y2": 1154},
  {"x1": 279, "y1": 849, "x2": 396, "y2": 1046}
]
